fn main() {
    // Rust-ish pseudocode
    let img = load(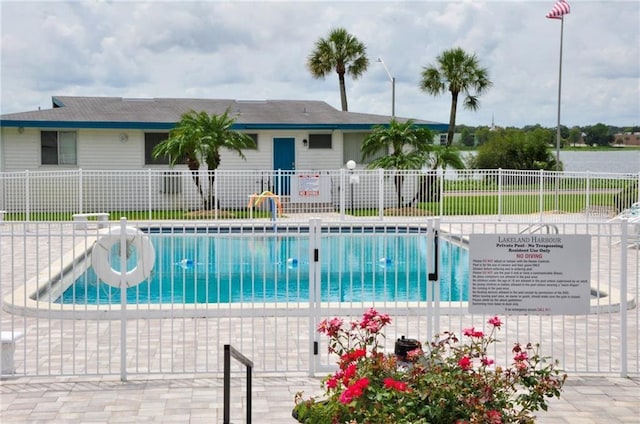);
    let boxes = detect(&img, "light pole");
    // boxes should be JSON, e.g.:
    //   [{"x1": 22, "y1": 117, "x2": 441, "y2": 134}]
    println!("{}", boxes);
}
[
  {"x1": 346, "y1": 160, "x2": 357, "y2": 214},
  {"x1": 377, "y1": 57, "x2": 395, "y2": 118}
]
